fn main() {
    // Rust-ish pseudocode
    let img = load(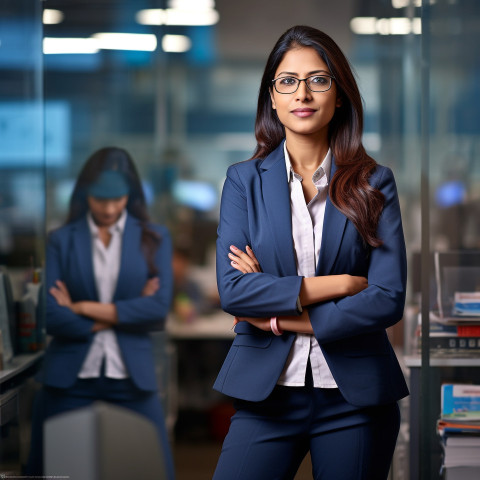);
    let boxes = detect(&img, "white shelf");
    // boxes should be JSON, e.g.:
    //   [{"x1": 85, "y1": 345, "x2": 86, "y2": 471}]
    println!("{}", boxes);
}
[{"x1": 404, "y1": 355, "x2": 480, "y2": 368}]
